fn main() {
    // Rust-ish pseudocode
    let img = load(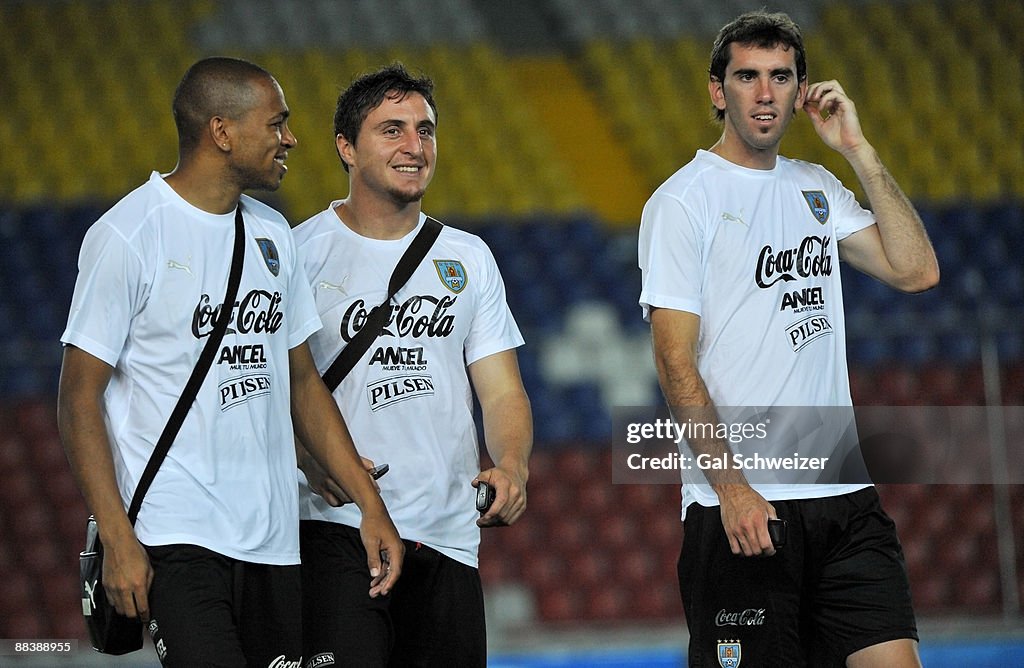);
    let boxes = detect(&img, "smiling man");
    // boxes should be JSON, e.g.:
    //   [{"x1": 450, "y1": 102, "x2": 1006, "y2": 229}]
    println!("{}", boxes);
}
[
  {"x1": 638, "y1": 11, "x2": 938, "y2": 668},
  {"x1": 58, "y1": 57, "x2": 402, "y2": 667},
  {"x1": 293, "y1": 63, "x2": 532, "y2": 667}
]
